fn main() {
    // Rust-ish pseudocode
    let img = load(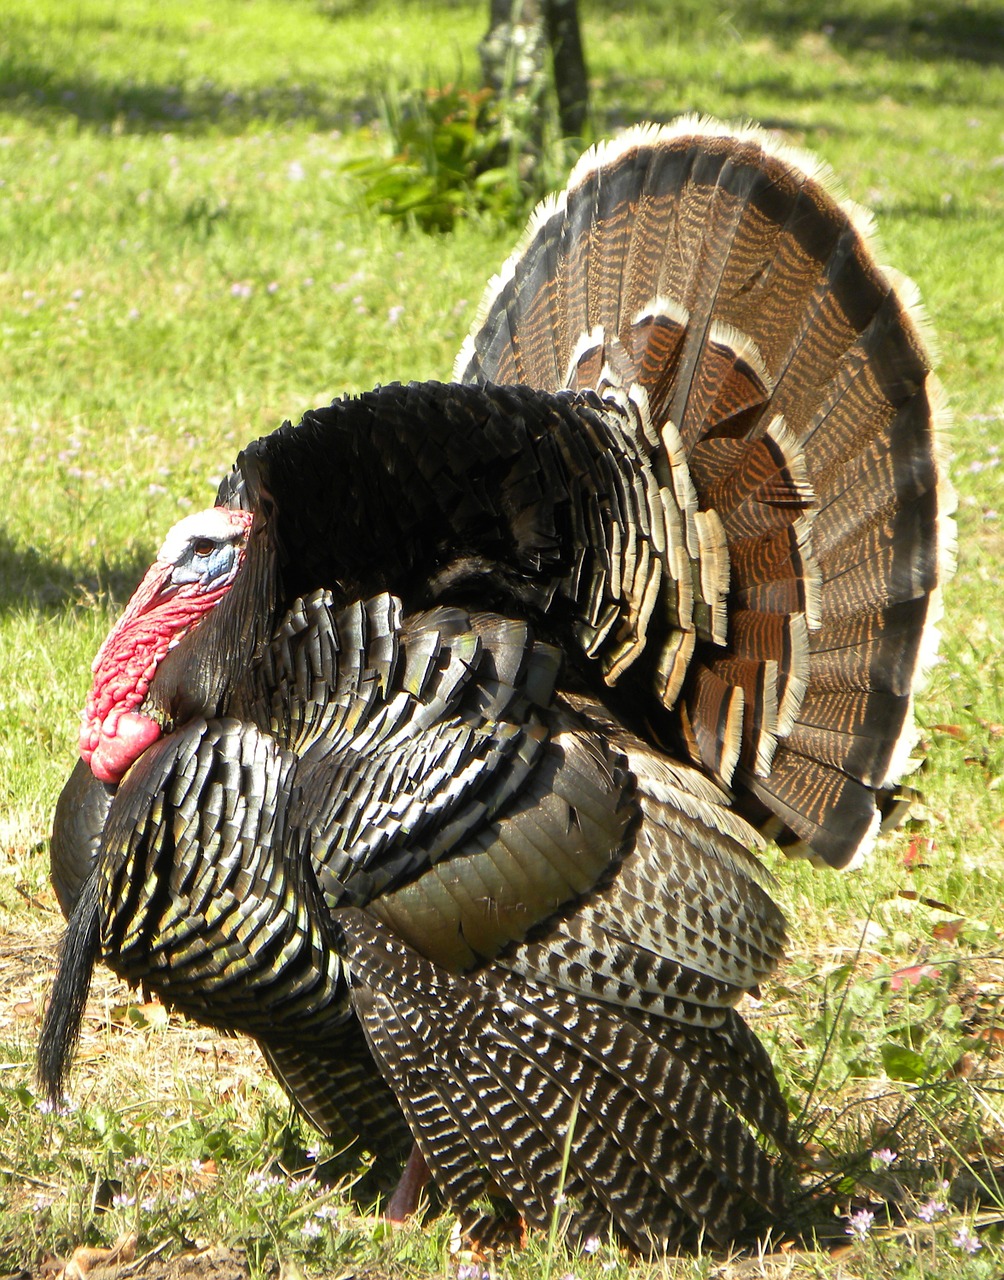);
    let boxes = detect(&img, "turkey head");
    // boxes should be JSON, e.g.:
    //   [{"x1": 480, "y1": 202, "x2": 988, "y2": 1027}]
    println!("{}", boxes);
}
[{"x1": 80, "y1": 507, "x2": 255, "y2": 784}]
